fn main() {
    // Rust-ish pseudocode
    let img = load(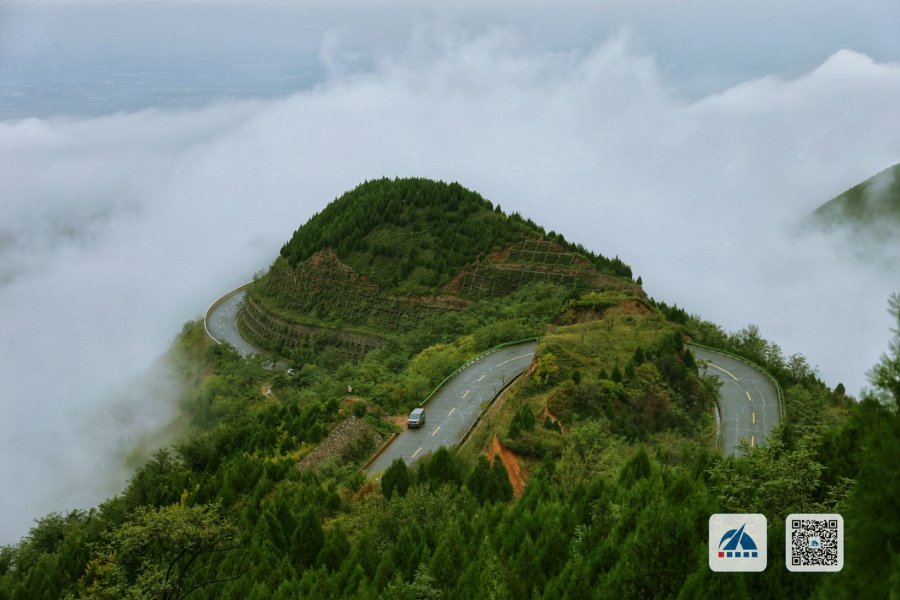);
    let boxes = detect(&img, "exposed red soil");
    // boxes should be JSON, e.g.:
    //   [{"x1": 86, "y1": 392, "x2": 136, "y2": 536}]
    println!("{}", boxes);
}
[
  {"x1": 488, "y1": 436, "x2": 527, "y2": 497},
  {"x1": 485, "y1": 247, "x2": 509, "y2": 262},
  {"x1": 443, "y1": 270, "x2": 468, "y2": 293},
  {"x1": 616, "y1": 299, "x2": 652, "y2": 316}
]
